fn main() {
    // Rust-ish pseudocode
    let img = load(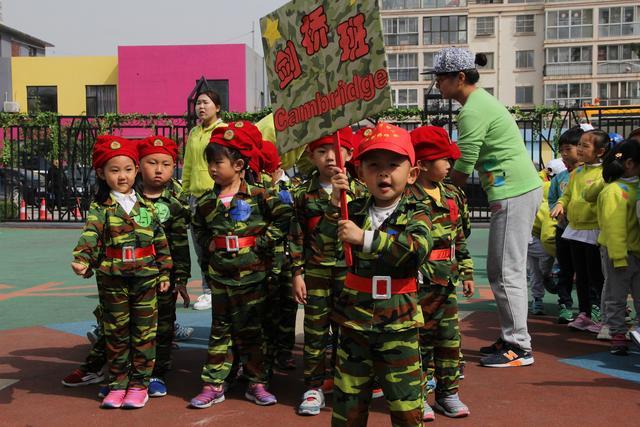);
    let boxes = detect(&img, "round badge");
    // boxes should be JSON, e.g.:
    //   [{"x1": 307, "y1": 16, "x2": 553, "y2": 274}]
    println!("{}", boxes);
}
[
  {"x1": 363, "y1": 129, "x2": 373, "y2": 137},
  {"x1": 110, "y1": 141, "x2": 121, "y2": 150},
  {"x1": 153, "y1": 139, "x2": 164, "y2": 147},
  {"x1": 278, "y1": 189, "x2": 293, "y2": 206},
  {"x1": 224, "y1": 129, "x2": 235, "y2": 140},
  {"x1": 133, "y1": 207, "x2": 152, "y2": 227},
  {"x1": 154, "y1": 202, "x2": 170, "y2": 223},
  {"x1": 235, "y1": 121, "x2": 244, "y2": 128},
  {"x1": 229, "y1": 199, "x2": 252, "y2": 222}
]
